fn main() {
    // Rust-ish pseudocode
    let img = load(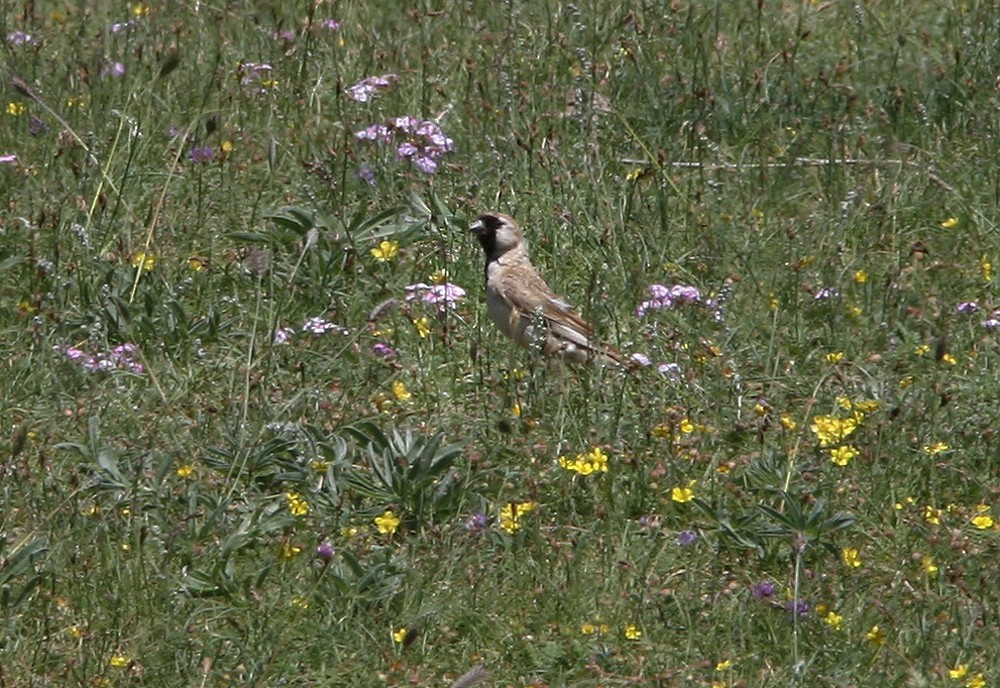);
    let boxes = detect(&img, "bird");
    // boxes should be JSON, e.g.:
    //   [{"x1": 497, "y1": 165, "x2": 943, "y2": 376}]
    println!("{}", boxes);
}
[{"x1": 469, "y1": 212, "x2": 622, "y2": 365}]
